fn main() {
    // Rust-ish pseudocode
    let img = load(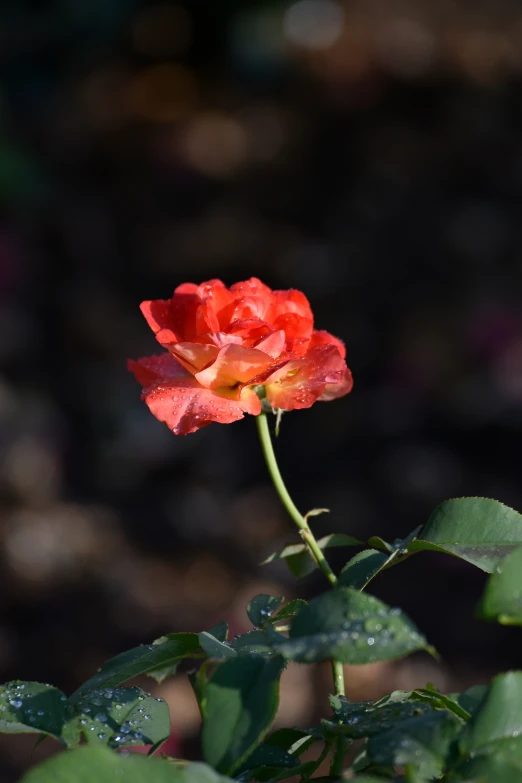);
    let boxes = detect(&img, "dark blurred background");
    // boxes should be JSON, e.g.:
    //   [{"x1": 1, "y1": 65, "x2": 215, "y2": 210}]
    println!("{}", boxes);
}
[{"x1": 2, "y1": 0, "x2": 522, "y2": 778}]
